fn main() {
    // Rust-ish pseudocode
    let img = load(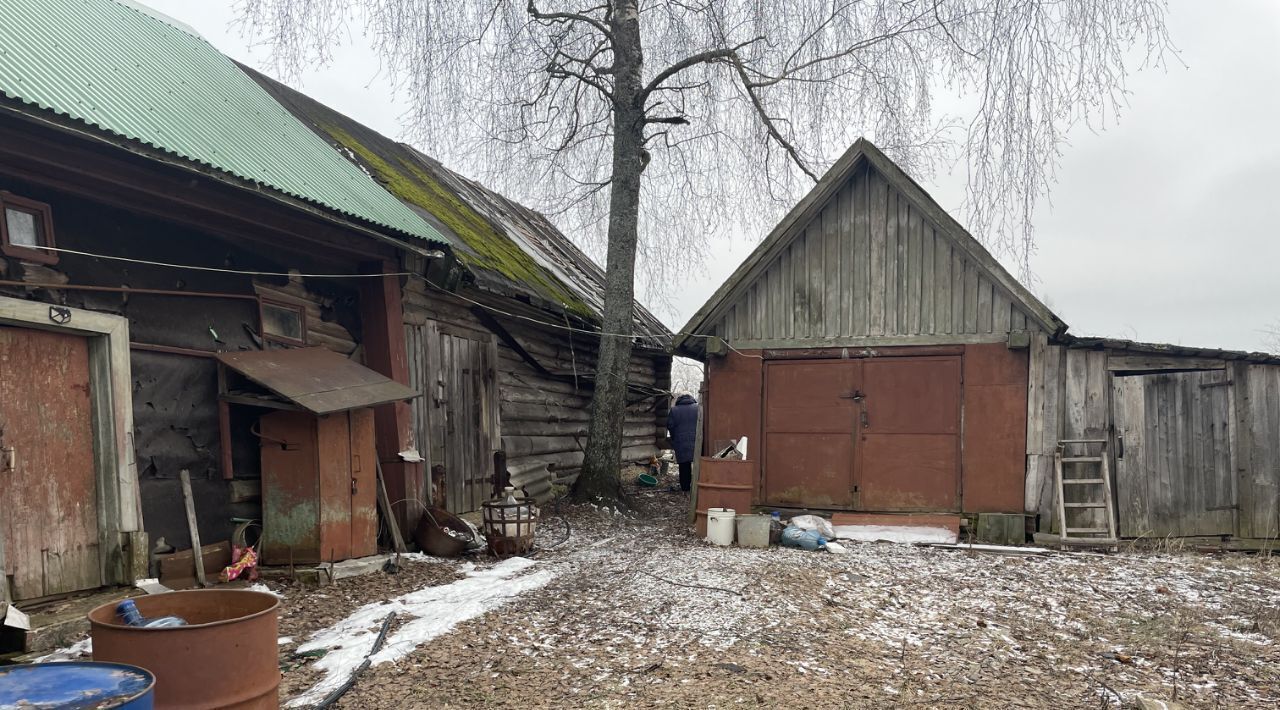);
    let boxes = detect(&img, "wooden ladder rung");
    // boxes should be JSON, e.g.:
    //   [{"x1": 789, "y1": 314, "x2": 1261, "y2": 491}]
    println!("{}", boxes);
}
[
  {"x1": 1062, "y1": 478, "x2": 1106, "y2": 485},
  {"x1": 1064, "y1": 502, "x2": 1107, "y2": 508},
  {"x1": 1061, "y1": 456, "x2": 1103, "y2": 463},
  {"x1": 1065, "y1": 527, "x2": 1112, "y2": 534}
]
